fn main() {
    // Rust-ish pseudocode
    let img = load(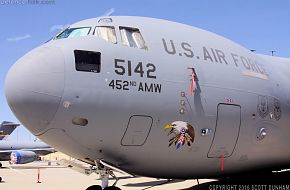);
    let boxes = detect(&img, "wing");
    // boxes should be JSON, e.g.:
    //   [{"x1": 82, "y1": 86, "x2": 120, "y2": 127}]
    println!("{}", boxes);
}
[
  {"x1": 0, "y1": 147, "x2": 56, "y2": 161},
  {"x1": 22, "y1": 148, "x2": 56, "y2": 156},
  {"x1": 0, "y1": 121, "x2": 19, "y2": 140}
]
